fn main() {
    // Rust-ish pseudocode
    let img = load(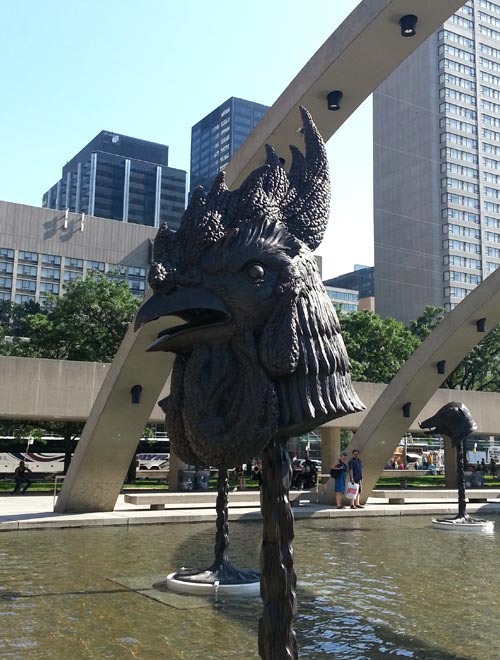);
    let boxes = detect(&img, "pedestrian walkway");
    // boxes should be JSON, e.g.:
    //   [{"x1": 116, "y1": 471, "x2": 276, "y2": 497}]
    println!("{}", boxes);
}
[{"x1": 0, "y1": 491, "x2": 499, "y2": 532}]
